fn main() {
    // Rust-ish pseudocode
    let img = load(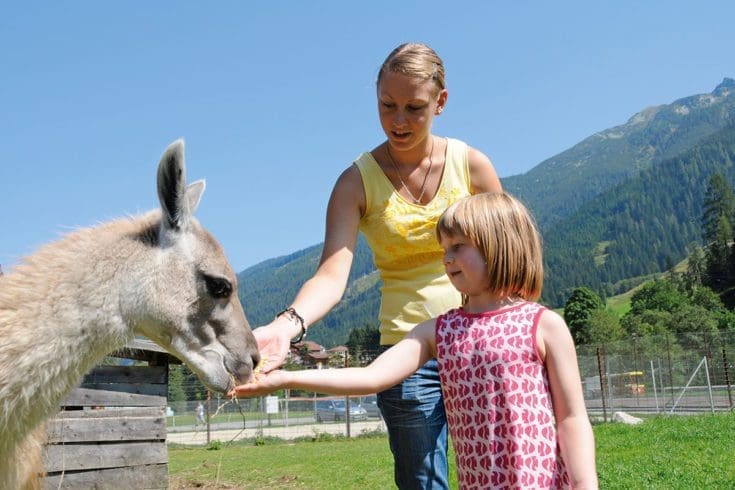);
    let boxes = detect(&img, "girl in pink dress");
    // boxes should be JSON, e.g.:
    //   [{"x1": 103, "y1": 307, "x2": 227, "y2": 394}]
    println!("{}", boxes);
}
[{"x1": 234, "y1": 192, "x2": 598, "y2": 489}]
